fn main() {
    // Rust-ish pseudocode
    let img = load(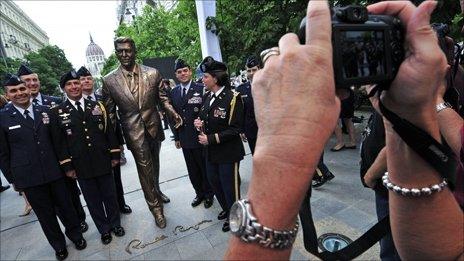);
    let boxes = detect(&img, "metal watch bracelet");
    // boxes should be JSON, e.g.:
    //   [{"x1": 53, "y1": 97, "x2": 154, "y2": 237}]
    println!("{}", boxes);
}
[{"x1": 235, "y1": 199, "x2": 299, "y2": 249}]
